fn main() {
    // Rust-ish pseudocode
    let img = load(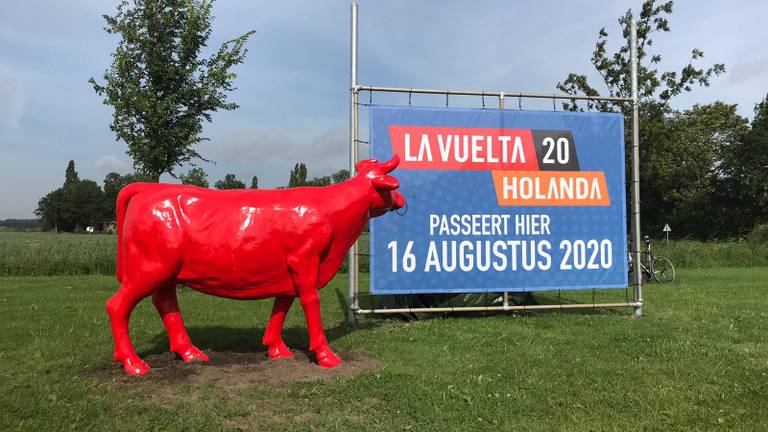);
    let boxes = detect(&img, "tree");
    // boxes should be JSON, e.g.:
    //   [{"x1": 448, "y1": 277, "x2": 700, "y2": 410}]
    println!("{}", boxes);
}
[
  {"x1": 331, "y1": 169, "x2": 350, "y2": 184},
  {"x1": 305, "y1": 176, "x2": 331, "y2": 187},
  {"x1": 556, "y1": 0, "x2": 724, "y2": 113},
  {"x1": 65, "y1": 160, "x2": 79, "y2": 186},
  {"x1": 66, "y1": 180, "x2": 106, "y2": 231},
  {"x1": 250, "y1": 175, "x2": 258, "y2": 189},
  {"x1": 180, "y1": 167, "x2": 210, "y2": 188},
  {"x1": 90, "y1": 0, "x2": 255, "y2": 181},
  {"x1": 655, "y1": 103, "x2": 748, "y2": 237},
  {"x1": 719, "y1": 94, "x2": 768, "y2": 231},
  {"x1": 35, "y1": 189, "x2": 65, "y2": 232},
  {"x1": 103, "y1": 172, "x2": 124, "y2": 221},
  {"x1": 555, "y1": 0, "x2": 726, "y2": 237},
  {"x1": 102, "y1": 171, "x2": 152, "y2": 220},
  {"x1": 215, "y1": 173, "x2": 245, "y2": 190},
  {"x1": 288, "y1": 163, "x2": 308, "y2": 187}
]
